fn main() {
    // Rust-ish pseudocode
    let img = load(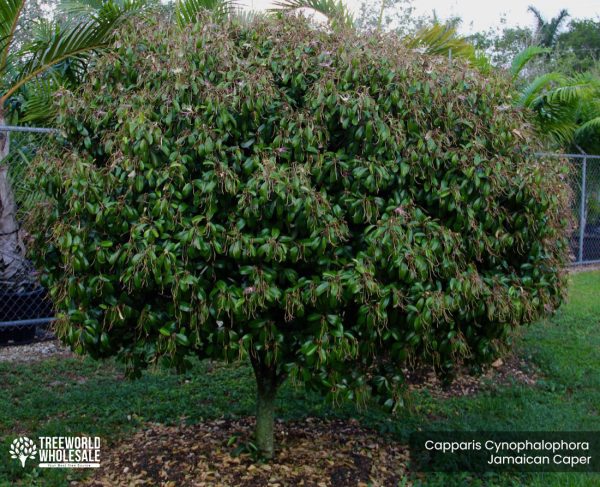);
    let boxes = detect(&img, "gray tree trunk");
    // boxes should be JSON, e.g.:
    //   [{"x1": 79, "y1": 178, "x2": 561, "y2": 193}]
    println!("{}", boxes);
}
[{"x1": 0, "y1": 119, "x2": 29, "y2": 289}]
